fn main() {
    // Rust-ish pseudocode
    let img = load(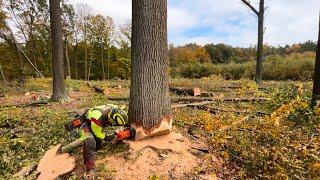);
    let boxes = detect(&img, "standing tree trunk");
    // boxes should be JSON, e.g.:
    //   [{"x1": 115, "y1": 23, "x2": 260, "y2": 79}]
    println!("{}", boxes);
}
[
  {"x1": 312, "y1": 14, "x2": 320, "y2": 107},
  {"x1": 101, "y1": 43, "x2": 106, "y2": 80},
  {"x1": 84, "y1": 24, "x2": 88, "y2": 81},
  {"x1": 74, "y1": 36, "x2": 79, "y2": 80},
  {"x1": 49, "y1": 0, "x2": 66, "y2": 100},
  {"x1": 241, "y1": 0, "x2": 265, "y2": 83},
  {"x1": 107, "y1": 50, "x2": 110, "y2": 80},
  {"x1": 129, "y1": 0, "x2": 172, "y2": 140},
  {"x1": 64, "y1": 36, "x2": 71, "y2": 78},
  {"x1": 0, "y1": 63, "x2": 7, "y2": 83},
  {"x1": 256, "y1": 0, "x2": 264, "y2": 83}
]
